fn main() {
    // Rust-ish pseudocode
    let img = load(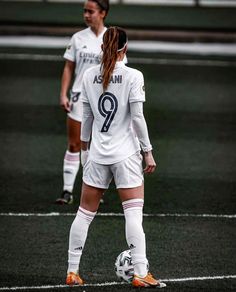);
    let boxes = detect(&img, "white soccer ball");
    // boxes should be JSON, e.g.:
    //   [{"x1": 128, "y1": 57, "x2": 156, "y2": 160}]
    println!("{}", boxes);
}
[{"x1": 115, "y1": 249, "x2": 134, "y2": 283}]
